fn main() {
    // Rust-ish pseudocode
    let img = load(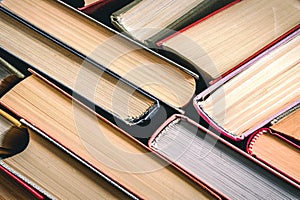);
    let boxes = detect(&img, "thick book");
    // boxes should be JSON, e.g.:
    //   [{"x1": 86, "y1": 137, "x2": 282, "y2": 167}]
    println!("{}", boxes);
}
[
  {"x1": 194, "y1": 26, "x2": 300, "y2": 140},
  {"x1": 247, "y1": 128, "x2": 300, "y2": 185},
  {"x1": 158, "y1": 0, "x2": 300, "y2": 81},
  {"x1": 1, "y1": 0, "x2": 197, "y2": 110},
  {"x1": 0, "y1": 56, "x2": 131, "y2": 199},
  {"x1": 149, "y1": 114, "x2": 300, "y2": 199},
  {"x1": 111, "y1": 0, "x2": 236, "y2": 45},
  {"x1": 270, "y1": 104, "x2": 300, "y2": 142},
  {"x1": 0, "y1": 10, "x2": 159, "y2": 126},
  {"x1": 0, "y1": 74, "x2": 218, "y2": 199},
  {"x1": 1, "y1": 127, "x2": 132, "y2": 200}
]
